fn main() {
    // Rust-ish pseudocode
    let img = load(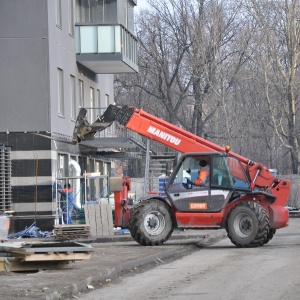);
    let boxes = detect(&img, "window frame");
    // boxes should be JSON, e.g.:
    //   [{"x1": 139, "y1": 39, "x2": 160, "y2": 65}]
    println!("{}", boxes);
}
[
  {"x1": 70, "y1": 75, "x2": 76, "y2": 120},
  {"x1": 90, "y1": 87, "x2": 95, "y2": 123},
  {"x1": 58, "y1": 68, "x2": 64, "y2": 116},
  {"x1": 78, "y1": 79, "x2": 84, "y2": 107},
  {"x1": 56, "y1": 0, "x2": 62, "y2": 28},
  {"x1": 69, "y1": 0, "x2": 75, "y2": 36}
]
